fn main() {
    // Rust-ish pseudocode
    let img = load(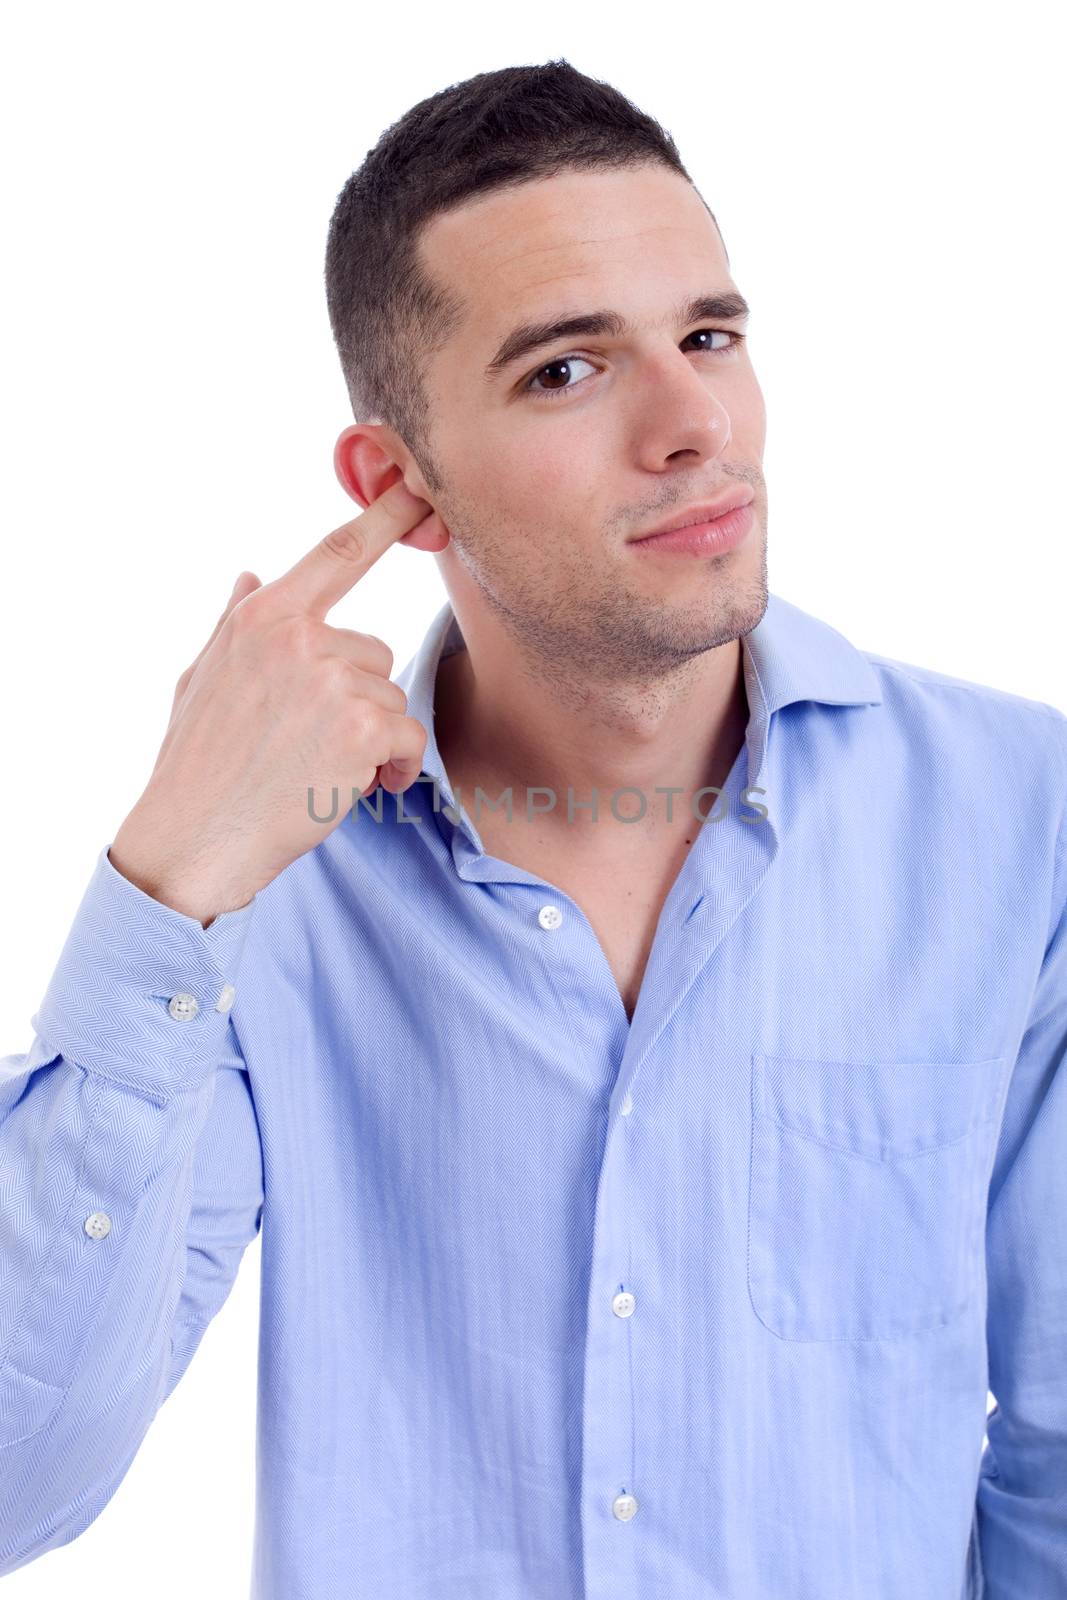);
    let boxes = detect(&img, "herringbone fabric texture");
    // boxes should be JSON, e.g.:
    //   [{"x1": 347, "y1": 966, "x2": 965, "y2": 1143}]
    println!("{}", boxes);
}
[{"x1": 2, "y1": 591, "x2": 1065, "y2": 1599}]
